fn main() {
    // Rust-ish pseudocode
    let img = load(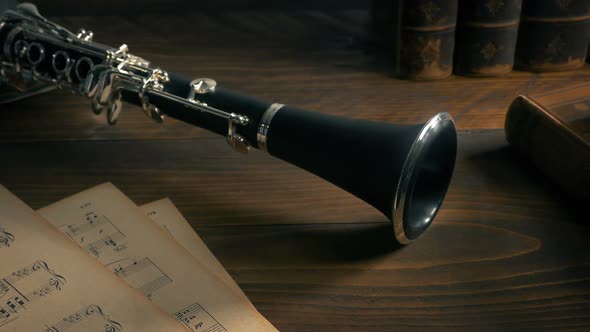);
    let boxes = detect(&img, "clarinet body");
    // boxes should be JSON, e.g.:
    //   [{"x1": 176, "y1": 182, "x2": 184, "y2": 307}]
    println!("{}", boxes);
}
[{"x1": 0, "y1": 4, "x2": 458, "y2": 244}]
